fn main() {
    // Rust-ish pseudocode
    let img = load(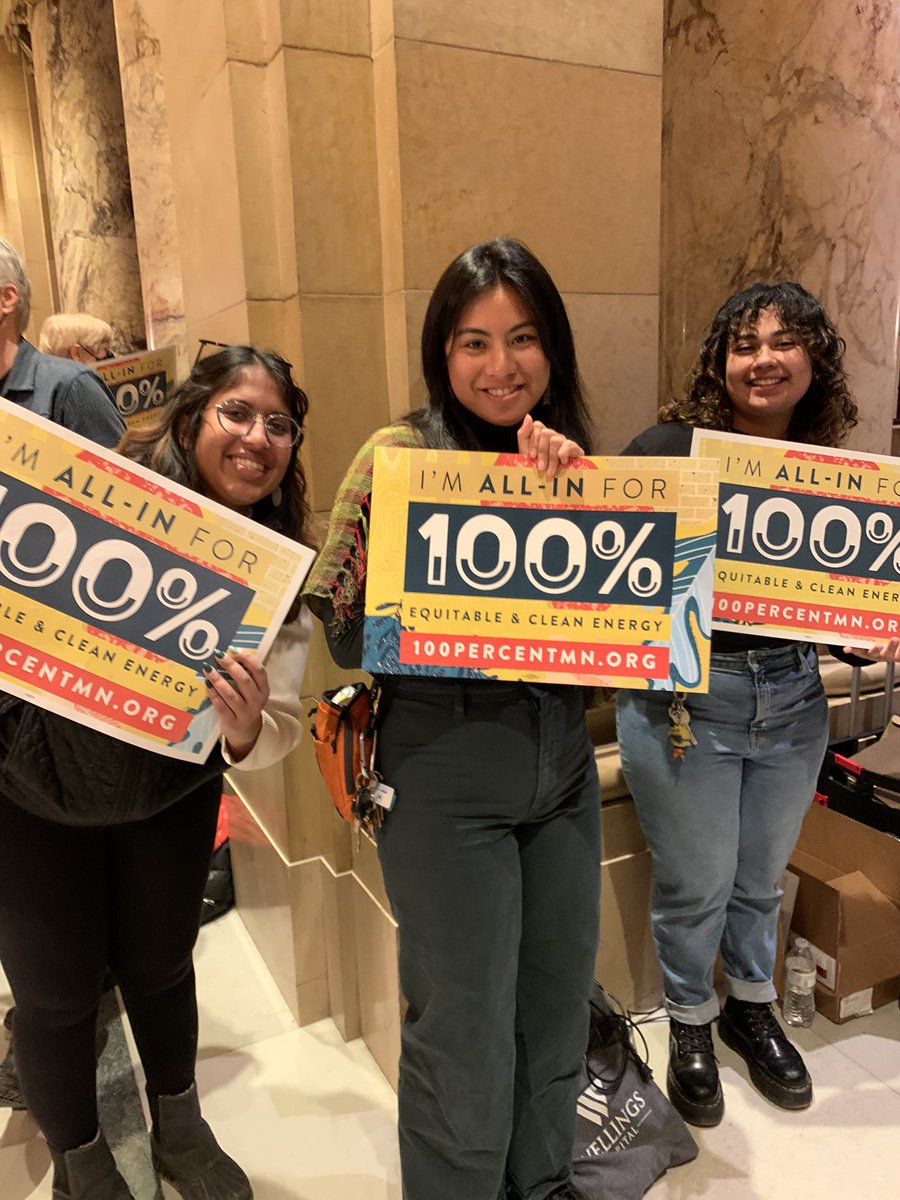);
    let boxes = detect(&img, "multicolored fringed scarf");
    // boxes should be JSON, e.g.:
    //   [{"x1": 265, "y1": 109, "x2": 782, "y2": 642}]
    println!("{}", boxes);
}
[{"x1": 303, "y1": 422, "x2": 425, "y2": 629}]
